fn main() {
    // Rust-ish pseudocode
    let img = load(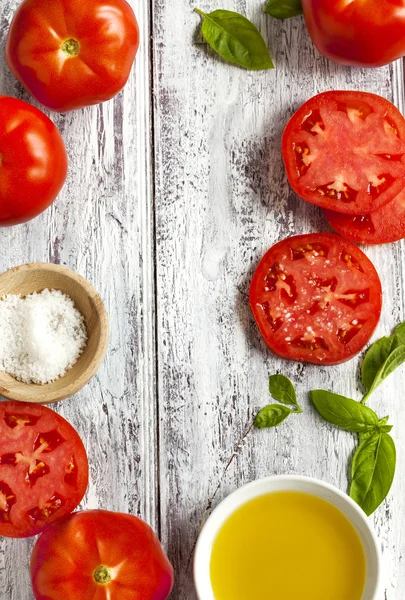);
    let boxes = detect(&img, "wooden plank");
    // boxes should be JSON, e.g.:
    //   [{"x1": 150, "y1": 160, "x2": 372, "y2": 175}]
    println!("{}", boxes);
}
[
  {"x1": 0, "y1": 1, "x2": 156, "y2": 598},
  {"x1": 153, "y1": 2, "x2": 405, "y2": 598}
]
